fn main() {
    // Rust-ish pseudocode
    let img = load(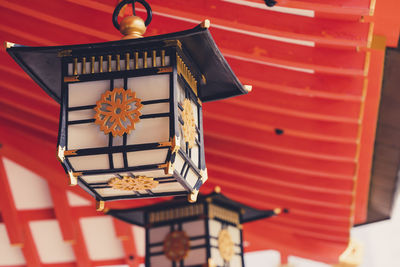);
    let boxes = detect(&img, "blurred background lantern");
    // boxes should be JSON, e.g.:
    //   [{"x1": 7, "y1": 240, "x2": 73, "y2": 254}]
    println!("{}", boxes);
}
[
  {"x1": 107, "y1": 187, "x2": 287, "y2": 267},
  {"x1": 5, "y1": 0, "x2": 251, "y2": 207}
]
